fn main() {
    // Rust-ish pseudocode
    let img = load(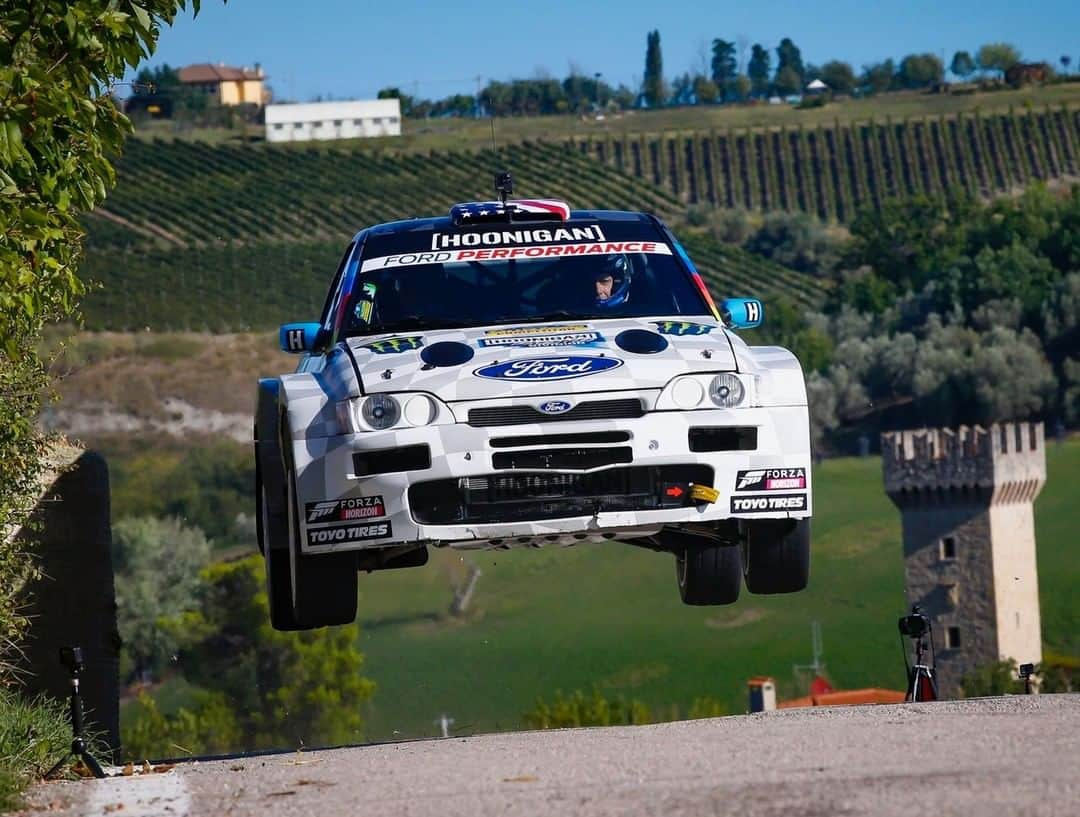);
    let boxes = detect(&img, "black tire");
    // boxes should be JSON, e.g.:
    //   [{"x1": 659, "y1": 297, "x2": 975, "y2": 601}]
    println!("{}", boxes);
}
[
  {"x1": 676, "y1": 545, "x2": 742, "y2": 605},
  {"x1": 260, "y1": 479, "x2": 311, "y2": 631},
  {"x1": 286, "y1": 465, "x2": 358, "y2": 628},
  {"x1": 744, "y1": 518, "x2": 811, "y2": 594}
]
